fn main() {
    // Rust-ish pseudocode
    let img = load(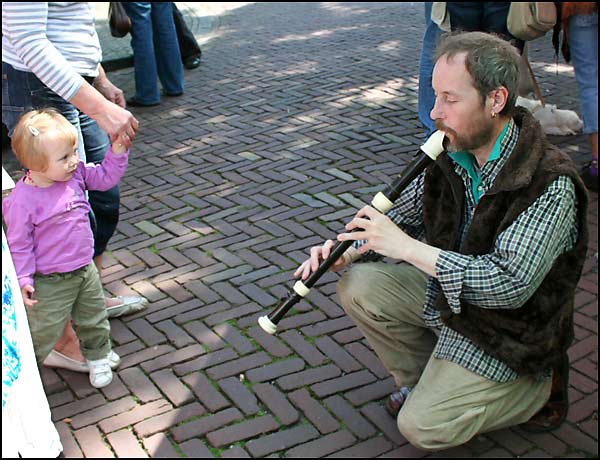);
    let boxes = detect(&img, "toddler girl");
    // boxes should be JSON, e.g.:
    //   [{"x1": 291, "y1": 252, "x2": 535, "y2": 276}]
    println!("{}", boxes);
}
[{"x1": 2, "y1": 108, "x2": 130, "y2": 388}]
